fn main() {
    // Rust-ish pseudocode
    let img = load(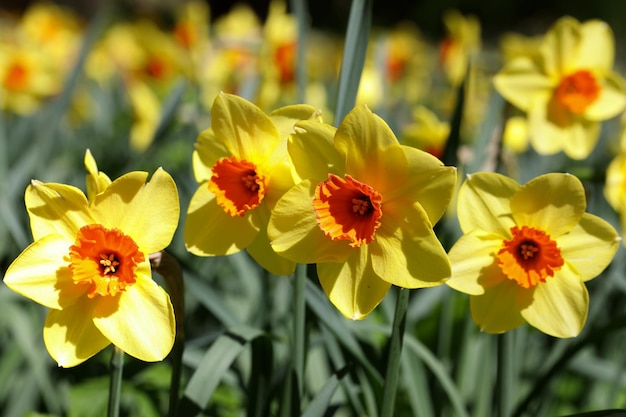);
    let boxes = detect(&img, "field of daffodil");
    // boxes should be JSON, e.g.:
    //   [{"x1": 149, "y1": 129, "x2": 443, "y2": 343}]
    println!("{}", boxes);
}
[{"x1": 2, "y1": 1, "x2": 626, "y2": 417}]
